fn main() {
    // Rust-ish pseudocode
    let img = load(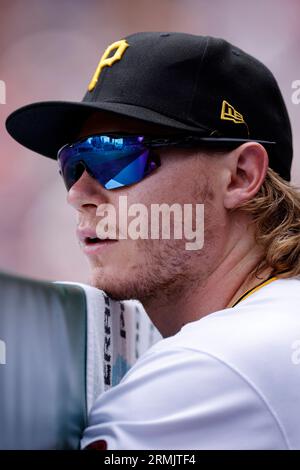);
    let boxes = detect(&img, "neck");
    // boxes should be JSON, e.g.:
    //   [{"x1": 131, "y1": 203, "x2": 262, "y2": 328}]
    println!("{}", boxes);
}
[{"x1": 143, "y1": 240, "x2": 272, "y2": 338}]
